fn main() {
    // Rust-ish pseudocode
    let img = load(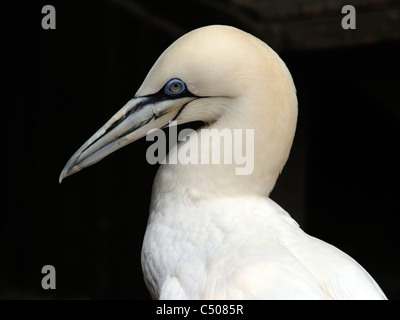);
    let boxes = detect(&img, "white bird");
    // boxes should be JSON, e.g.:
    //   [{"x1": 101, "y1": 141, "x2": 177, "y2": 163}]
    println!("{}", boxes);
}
[{"x1": 60, "y1": 25, "x2": 387, "y2": 299}]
